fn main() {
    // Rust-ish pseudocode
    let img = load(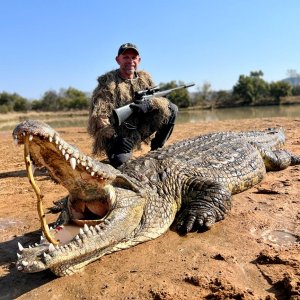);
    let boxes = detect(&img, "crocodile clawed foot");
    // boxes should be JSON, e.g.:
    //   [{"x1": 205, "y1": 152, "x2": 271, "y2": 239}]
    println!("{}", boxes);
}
[
  {"x1": 176, "y1": 209, "x2": 216, "y2": 235},
  {"x1": 48, "y1": 197, "x2": 68, "y2": 214}
]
